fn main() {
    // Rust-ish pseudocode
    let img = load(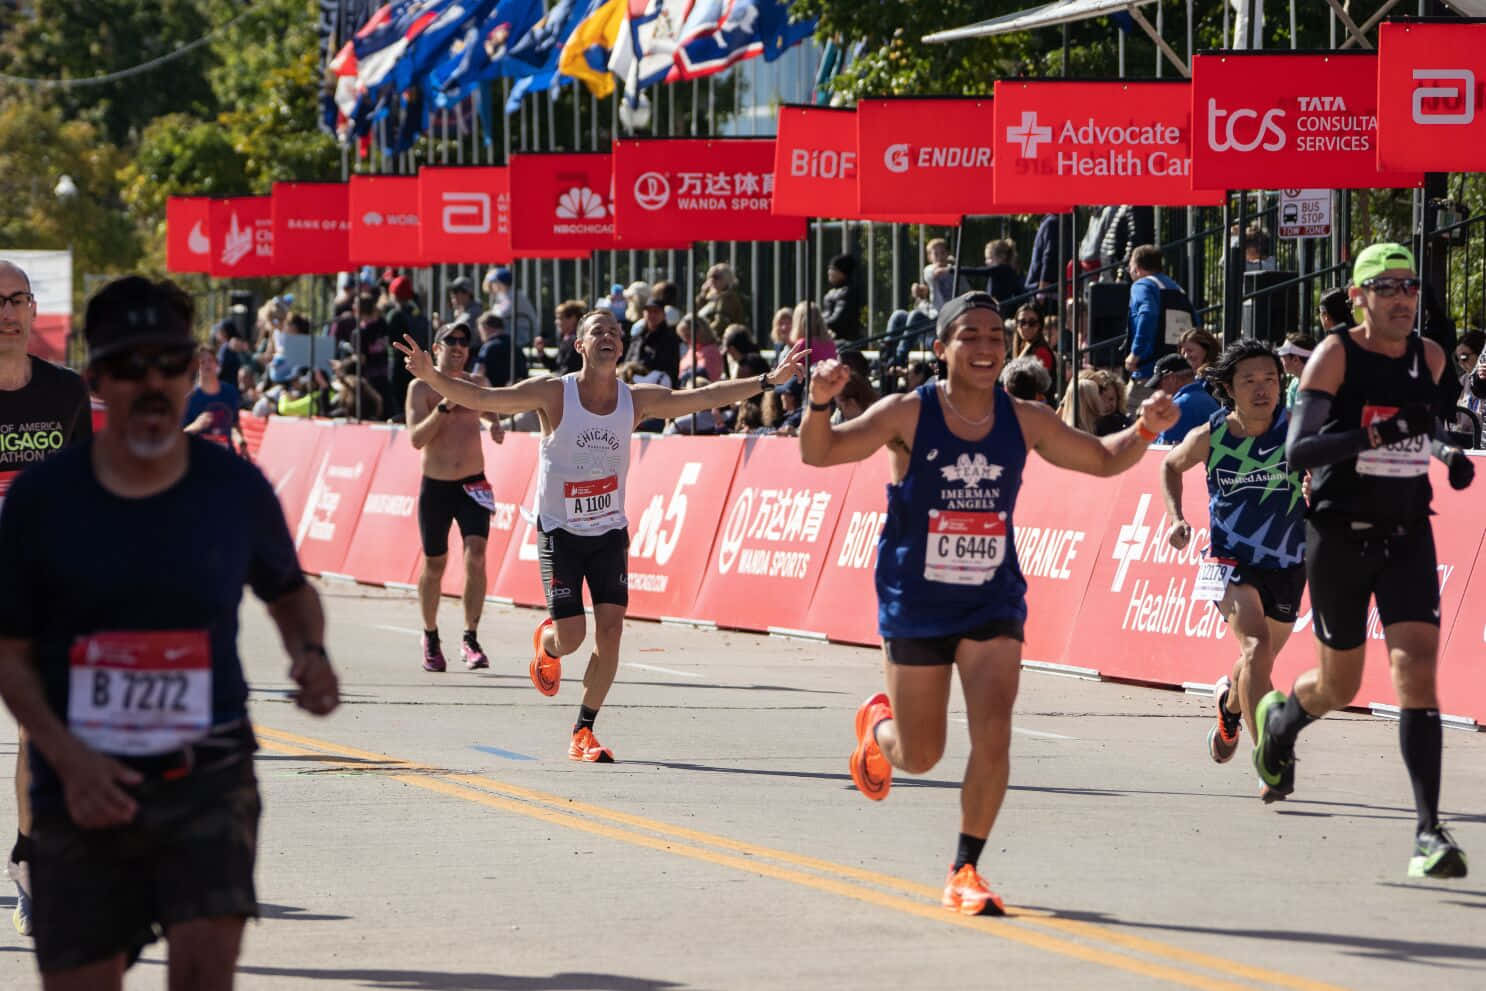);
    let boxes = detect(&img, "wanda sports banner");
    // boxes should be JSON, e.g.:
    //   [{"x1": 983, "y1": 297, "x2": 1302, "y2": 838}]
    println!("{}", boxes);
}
[
  {"x1": 295, "y1": 426, "x2": 391, "y2": 577},
  {"x1": 613, "y1": 139, "x2": 805, "y2": 244},
  {"x1": 348, "y1": 174, "x2": 423, "y2": 267},
  {"x1": 509, "y1": 153, "x2": 615, "y2": 253},
  {"x1": 418, "y1": 166, "x2": 512, "y2": 264},
  {"x1": 271, "y1": 181, "x2": 351, "y2": 275},
  {"x1": 166, "y1": 197, "x2": 212, "y2": 274},
  {"x1": 1190, "y1": 52, "x2": 1422, "y2": 191},
  {"x1": 1376, "y1": 21, "x2": 1486, "y2": 173},
  {"x1": 207, "y1": 197, "x2": 276, "y2": 278},
  {"x1": 993, "y1": 81, "x2": 1223, "y2": 207}
]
